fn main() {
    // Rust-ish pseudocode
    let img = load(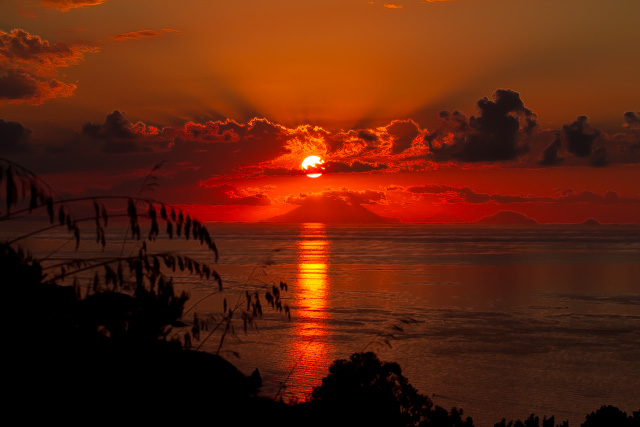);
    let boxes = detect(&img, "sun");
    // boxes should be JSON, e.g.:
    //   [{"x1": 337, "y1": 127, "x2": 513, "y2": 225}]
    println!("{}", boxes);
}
[{"x1": 301, "y1": 155, "x2": 325, "y2": 178}]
